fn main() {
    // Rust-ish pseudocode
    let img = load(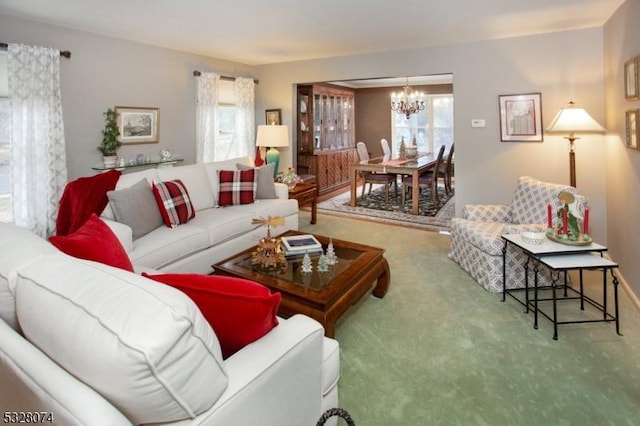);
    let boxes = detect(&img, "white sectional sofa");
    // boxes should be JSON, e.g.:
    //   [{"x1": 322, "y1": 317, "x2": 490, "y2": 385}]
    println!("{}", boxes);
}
[
  {"x1": 100, "y1": 156, "x2": 299, "y2": 273},
  {"x1": 0, "y1": 221, "x2": 340, "y2": 425}
]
